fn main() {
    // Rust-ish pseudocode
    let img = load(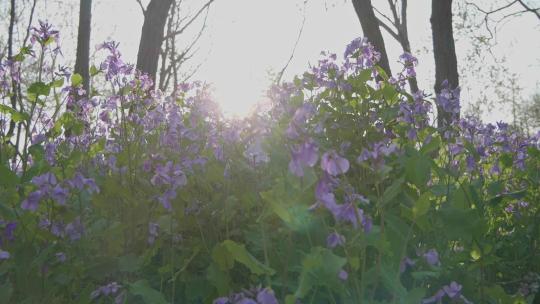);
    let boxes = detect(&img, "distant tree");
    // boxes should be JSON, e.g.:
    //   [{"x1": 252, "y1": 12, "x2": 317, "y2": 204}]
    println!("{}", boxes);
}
[
  {"x1": 370, "y1": 0, "x2": 419, "y2": 92},
  {"x1": 136, "y1": 0, "x2": 174, "y2": 81},
  {"x1": 351, "y1": 0, "x2": 392, "y2": 76},
  {"x1": 431, "y1": 0, "x2": 459, "y2": 127},
  {"x1": 157, "y1": 0, "x2": 215, "y2": 92},
  {"x1": 74, "y1": 0, "x2": 92, "y2": 95},
  {"x1": 520, "y1": 92, "x2": 540, "y2": 131}
]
